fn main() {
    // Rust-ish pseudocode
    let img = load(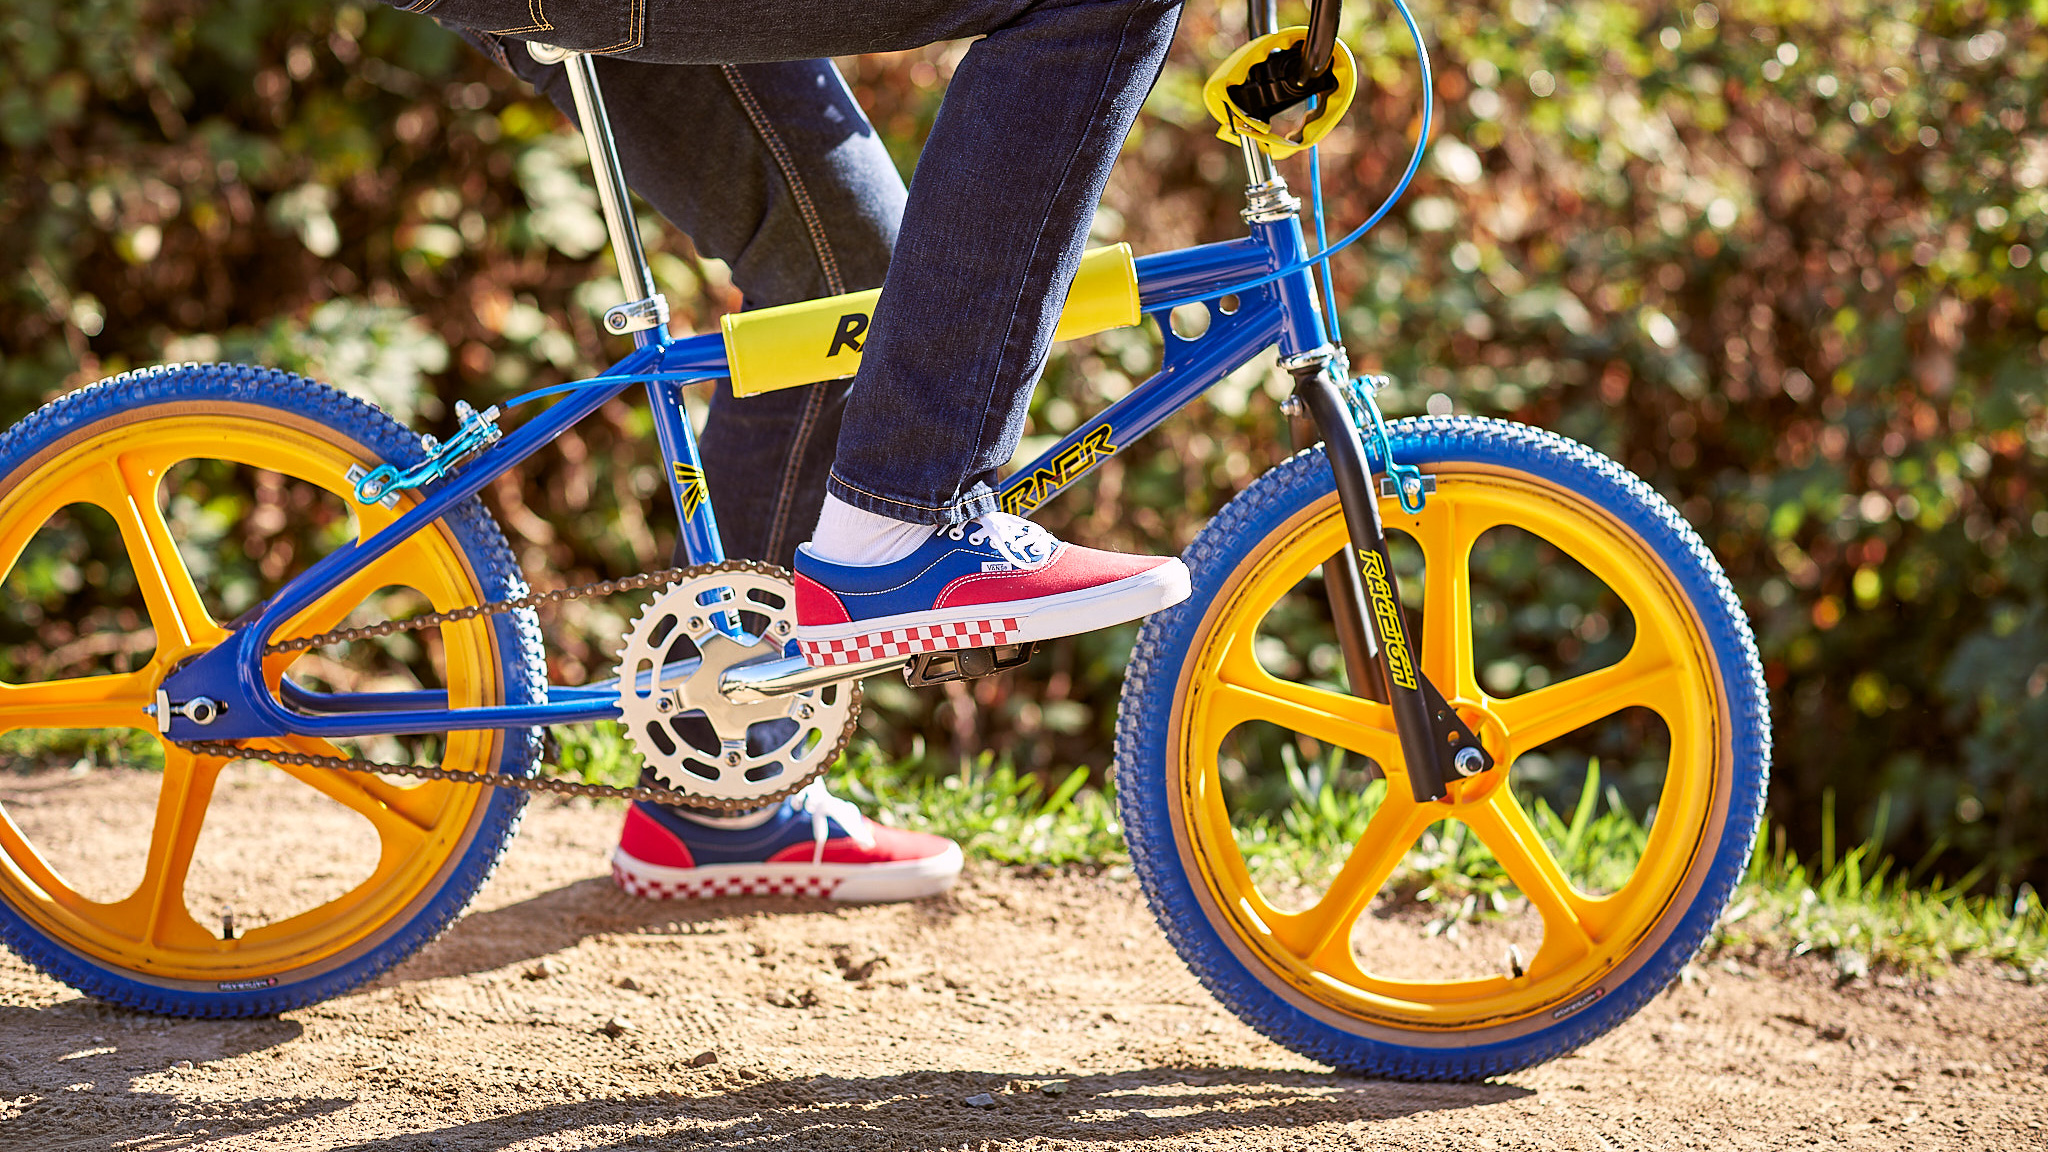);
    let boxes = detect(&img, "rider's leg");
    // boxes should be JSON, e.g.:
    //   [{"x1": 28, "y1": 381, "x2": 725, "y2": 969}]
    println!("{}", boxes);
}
[
  {"x1": 428, "y1": 0, "x2": 1190, "y2": 665},
  {"x1": 492, "y1": 48, "x2": 903, "y2": 569},
  {"x1": 453, "y1": 40, "x2": 955, "y2": 897},
  {"x1": 420, "y1": 0, "x2": 1184, "y2": 526}
]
